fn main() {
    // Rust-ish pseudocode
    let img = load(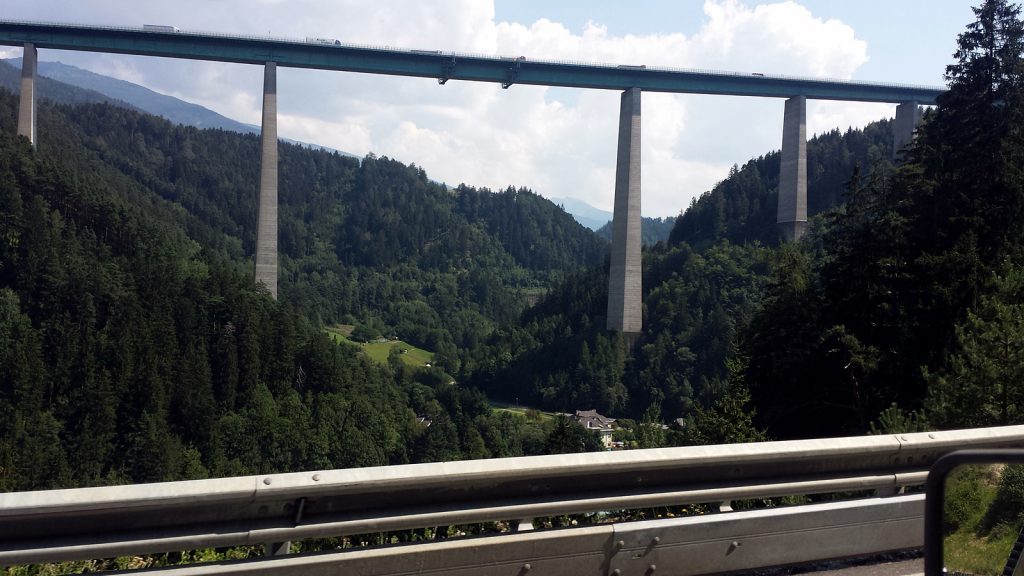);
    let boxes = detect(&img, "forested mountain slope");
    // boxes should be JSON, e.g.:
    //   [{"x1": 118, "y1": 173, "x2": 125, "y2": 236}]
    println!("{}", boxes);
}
[
  {"x1": 465, "y1": 119, "x2": 896, "y2": 427},
  {"x1": 671, "y1": 120, "x2": 895, "y2": 246},
  {"x1": 596, "y1": 216, "x2": 676, "y2": 246},
  {"x1": 5, "y1": 0, "x2": 1022, "y2": 491},
  {"x1": 746, "y1": 0, "x2": 1024, "y2": 438},
  {"x1": 22, "y1": 91, "x2": 604, "y2": 360},
  {"x1": 0, "y1": 85, "x2": 607, "y2": 491}
]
